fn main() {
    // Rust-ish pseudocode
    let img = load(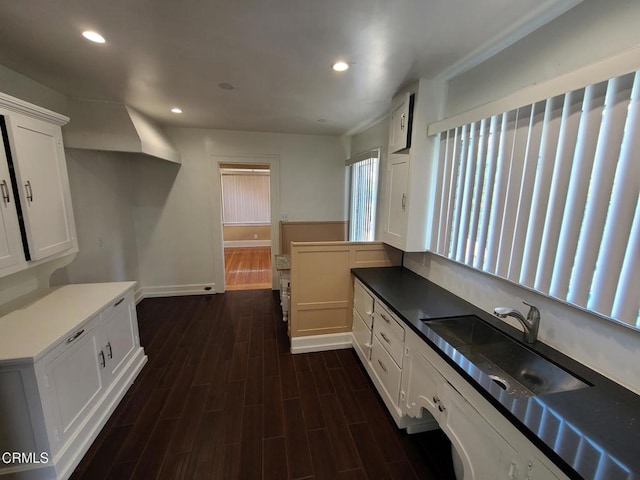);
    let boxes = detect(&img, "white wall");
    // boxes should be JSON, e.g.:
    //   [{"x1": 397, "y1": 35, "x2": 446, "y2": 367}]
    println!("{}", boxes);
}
[
  {"x1": 131, "y1": 127, "x2": 348, "y2": 294},
  {"x1": 0, "y1": 64, "x2": 68, "y2": 114},
  {"x1": 50, "y1": 149, "x2": 141, "y2": 288},
  {"x1": 349, "y1": 116, "x2": 390, "y2": 241},
  {"x1": 446, "y1": 0, "x2": 640, "y2": 117},
  {"x1": 404, "y1": 0, "x2": 640, "y2": 394}
]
